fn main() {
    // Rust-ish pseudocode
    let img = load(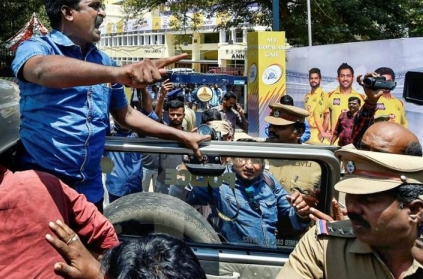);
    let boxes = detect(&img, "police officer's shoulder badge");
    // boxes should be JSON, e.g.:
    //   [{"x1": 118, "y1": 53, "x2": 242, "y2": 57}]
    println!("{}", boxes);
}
[{"x1": 316, "y1": 219, "x2": 355, "y2": 239}]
